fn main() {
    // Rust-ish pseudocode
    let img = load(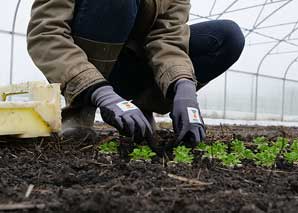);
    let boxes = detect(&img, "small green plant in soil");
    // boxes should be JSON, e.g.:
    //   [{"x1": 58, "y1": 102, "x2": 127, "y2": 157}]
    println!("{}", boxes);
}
[
  {"x1": 253, "y1": 136, "x2": 269, "y2": 152},
  {"x1": 290, "y1": 139, "x2": 298, "y2": 151},
  {"x1": 199, "y1": 141, "x2": 240, "y2": 168},
  {"x1": 98, "y1": 141, "x2": 119, "y2": 154},
  {"x1": 220, "y1": 153, "x2": 241, "y2": 168},
  {"x1": 202, "y1": 141, "x2": 227, "y2": 159},
  {"x1": 196, "y1": 142, "x2": 208, "y2": 151},
  {"x1": 275, "y1": 137, "x2": 289, "y2": 151},
  {"x1": 173, "y1": 146, "x2": 194, "y2": 164},
  {"x1": 208, "y1": 141, "x2": 245, "y2": 167},
  {"x1": 254, "y1": 137, "x2": 288, "y2": 167},
  {"x1": 231, "y1": 139, "x2": 255, "y2": 160},
  {"x1": 284, "y1": 139, "x2": 298, "y2": 164},
  {"x1": 99, "y1": 136, "x2": 298, "y2": 168},
  {"x1": 129, "y1": 146, "x2": 157, "y2": 161},
  {"x1": 255, "y1": 149, "x2": 277, "y2": 167}
]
